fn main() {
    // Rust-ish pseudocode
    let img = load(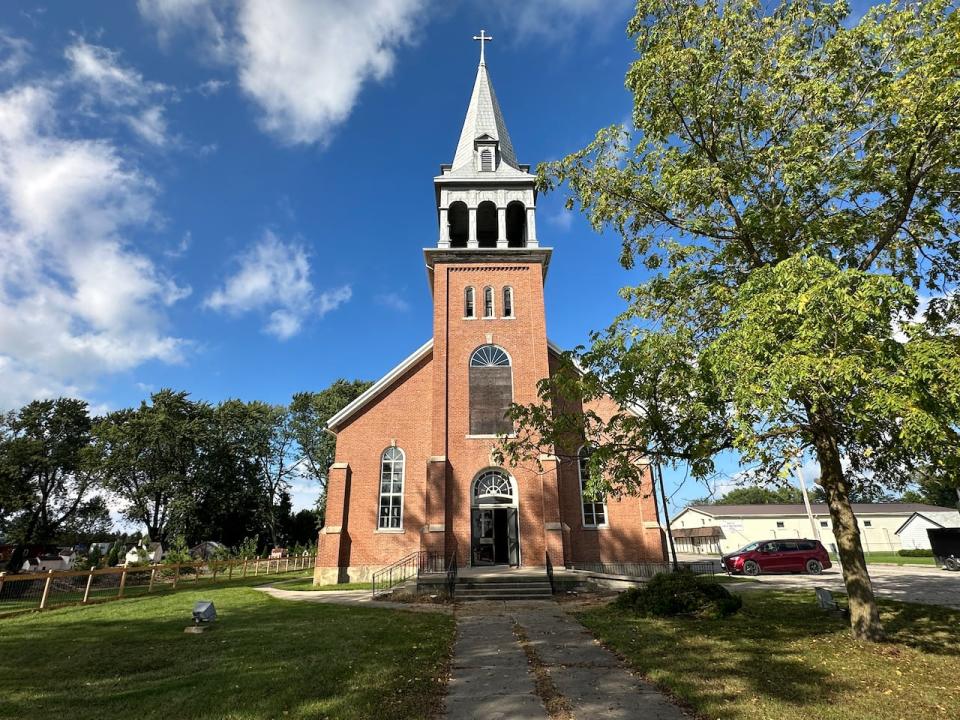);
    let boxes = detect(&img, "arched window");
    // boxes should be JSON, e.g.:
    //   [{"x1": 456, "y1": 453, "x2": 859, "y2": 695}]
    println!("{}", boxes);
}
[
  {"x1": 469, "y1": 345, "x2": 513, "y2": 435},
  {"x1": 448, "y1": 201, "x2": 468, "y2": 247},
  {"x1": 579, "y1": 447, "x2": 607, "y2": 527},
  {"x1": 483, "y1": 286, "x2": 494, "y2": 318},
  {"x1": 506, "y1": 201, "x2": 526, "y2": 247},
  {"x1": 480, "y1": 148, "x2": 494, "y2": 171},
  {"x1": 502, "y1": 287, "x2": 513, "y2": 318},
  {"x1": 477, "y1": 201, "x2": 498, "y2": 247},
  {"x1": 464, "y1": 286, "x2": 475, "y2": 318},
  {"x1": 473, "y1": 469, "x2": 513, "y2": 503},
  {"x1": 378, "y1": 447, "x2": 404, "y2": 529}
]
